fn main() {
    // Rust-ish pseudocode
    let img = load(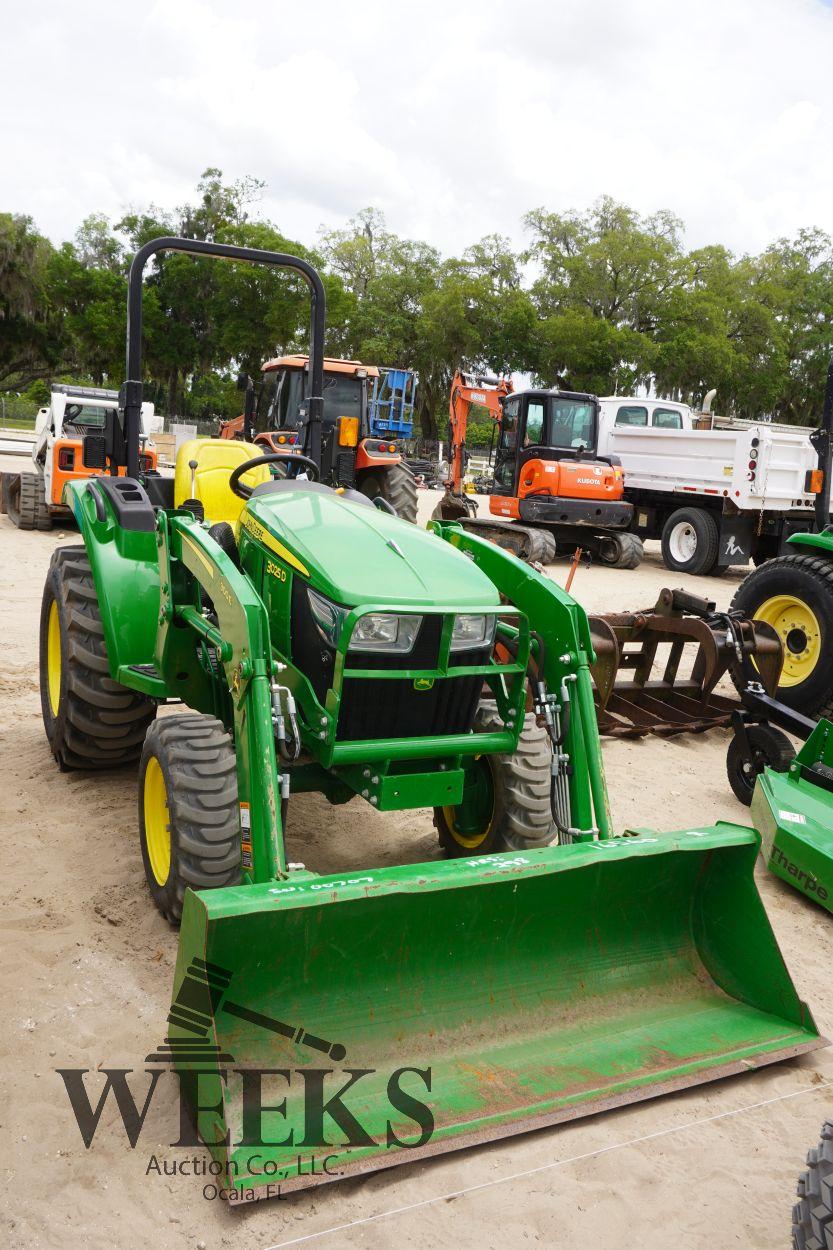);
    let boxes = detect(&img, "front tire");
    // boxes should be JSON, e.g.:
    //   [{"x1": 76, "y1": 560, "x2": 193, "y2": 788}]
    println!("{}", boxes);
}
[
  {"x1": 730, "y1": 554, "x2": 833, "y2": 718},
  {"x1": 435, "y1": 703, "x2": 555, "y2": 856},
  {"x1": 661, "y1": 507, "x2": 719, "y2": 574},
  {"x1": 39, "y1": 546, "x2": 156, "y2": 768},
  {"x1": 139, "y1": 714, "x2": 242, "y2": 925},
  {"x1": 358, "y1": 464, "x2": 418, "y2": 523}
]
